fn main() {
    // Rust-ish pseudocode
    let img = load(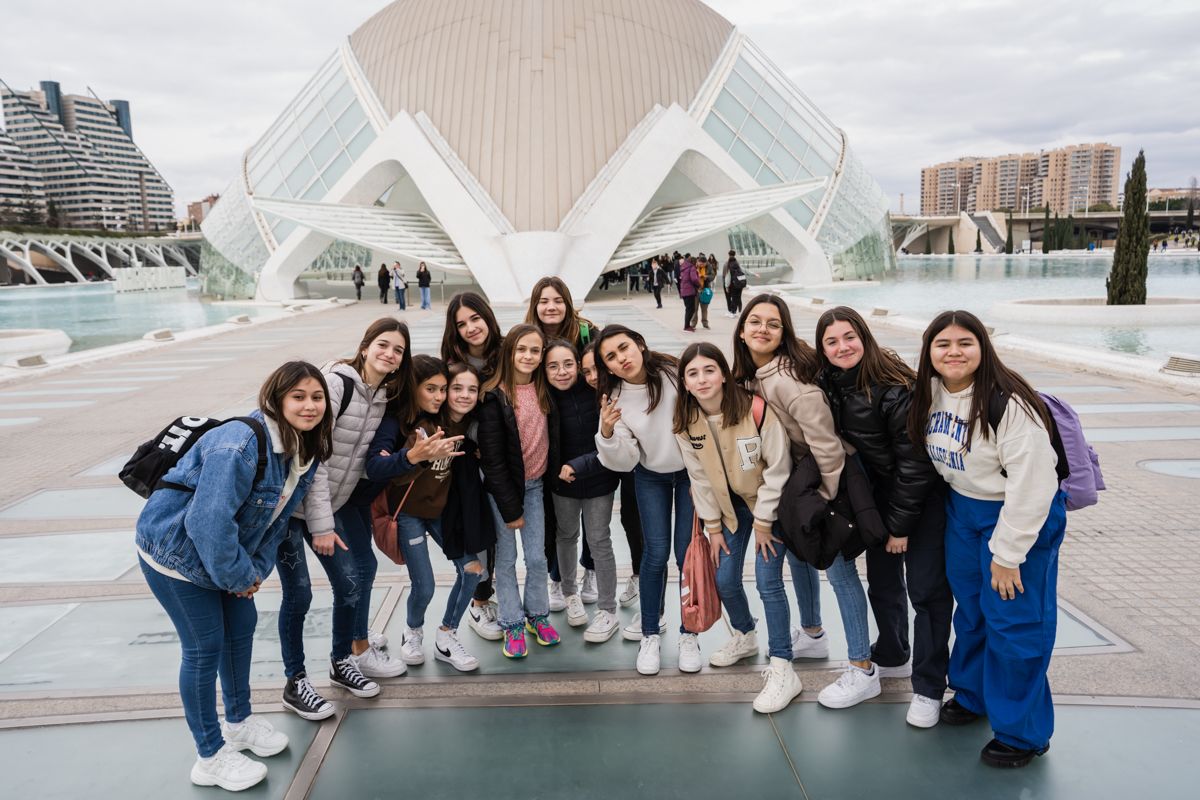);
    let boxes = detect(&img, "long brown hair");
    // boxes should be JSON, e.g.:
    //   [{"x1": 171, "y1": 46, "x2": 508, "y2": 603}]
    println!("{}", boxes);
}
[
  {"x1": 815, "y1": 306, "x2": 915, "y2": 401},
  {"x1": 485, "y1": 323, "x2": 550, "y2": 413},
  {"x1": 441, "y1": 292, "x2": 502, "y2": 380},
  {"x1": 592, "y1": 324, "x2": 678, "y2": 413},
  {"x1": 258, "y1": 361, "x2": 333, "y2": 463},
  {"x1": 673, "y1": 343, "x2": 751, "y2": 434},
  {"x1": 732, "y1": 294, "x2": 819, "y2": 384},
  {"x1": 524, "y1": 276, "x2": 593, "y2": 346},
  {"x1": 341, "y1": 318, "x2": 411, "y2": 401},
  {"x1": 906, "y1": 310, "x2": 1052, "y2": 451},
  {"x1": 405, "y1": 354, "x2": 450, "y2": 431}
]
